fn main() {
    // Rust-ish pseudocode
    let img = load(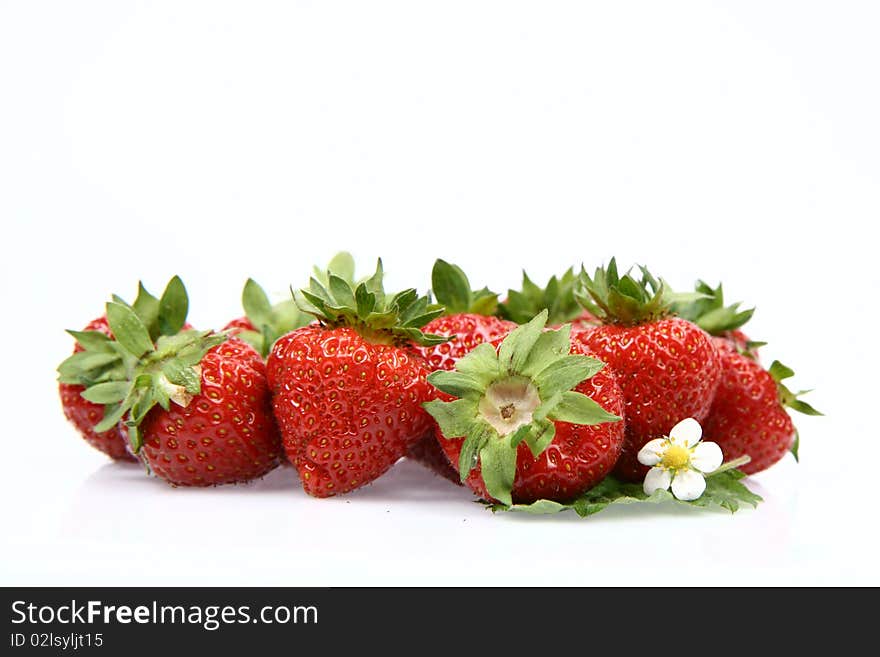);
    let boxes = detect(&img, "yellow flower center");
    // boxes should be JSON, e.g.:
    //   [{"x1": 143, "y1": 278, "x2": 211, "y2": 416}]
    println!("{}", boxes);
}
[{"x1": 661, "y1": 444, "x2": 691, "y2": 471}]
